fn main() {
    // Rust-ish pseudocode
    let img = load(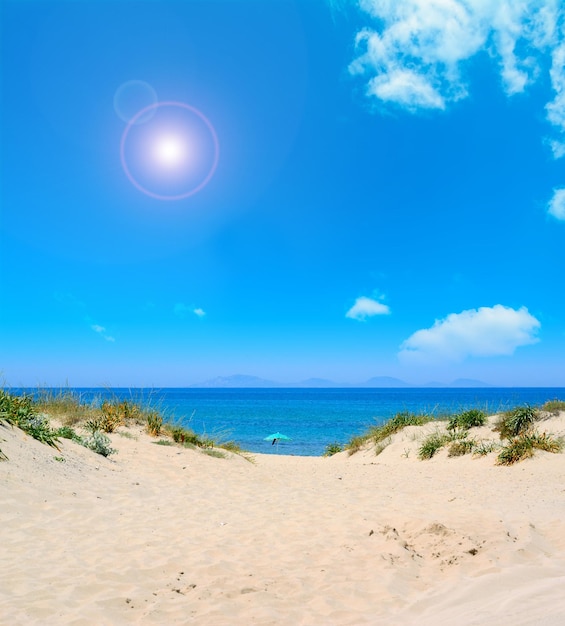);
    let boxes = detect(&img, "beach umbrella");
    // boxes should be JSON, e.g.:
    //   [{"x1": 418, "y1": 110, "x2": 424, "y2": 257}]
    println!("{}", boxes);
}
[{"x1": 264, "y1": 432, "x2": 291, "y2": 452}]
